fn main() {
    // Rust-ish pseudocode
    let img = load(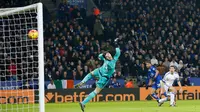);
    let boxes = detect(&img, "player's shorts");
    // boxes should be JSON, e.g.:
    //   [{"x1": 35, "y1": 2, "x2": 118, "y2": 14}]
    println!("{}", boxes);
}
[
  {"x1": 161, "y1": 81, "x2": 173, "y2": 94},
  {"x1": 163, "y1": 84, "x2": 170, "y2": 93},
  {"x1": 92, "y1": 68, "x2": 110, "y2": 89},
  {"x1": 152, "y1": 75, "x2": 162, "y2": 90}
]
